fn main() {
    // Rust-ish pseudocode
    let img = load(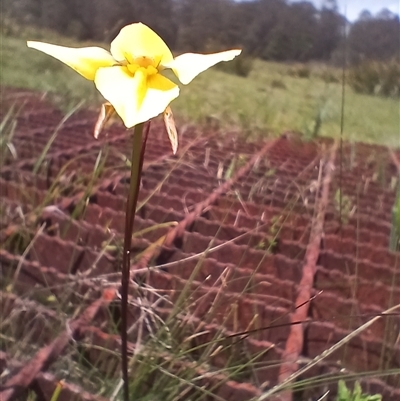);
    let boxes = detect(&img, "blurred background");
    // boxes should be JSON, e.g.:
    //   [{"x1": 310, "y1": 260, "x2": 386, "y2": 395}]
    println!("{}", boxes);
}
[
  {"x1": 3, "y1": 0, "x2": 399, "y2": 65},
  {"x1": 1, "y1": 0, "x2": 399, "y2": 144}
]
